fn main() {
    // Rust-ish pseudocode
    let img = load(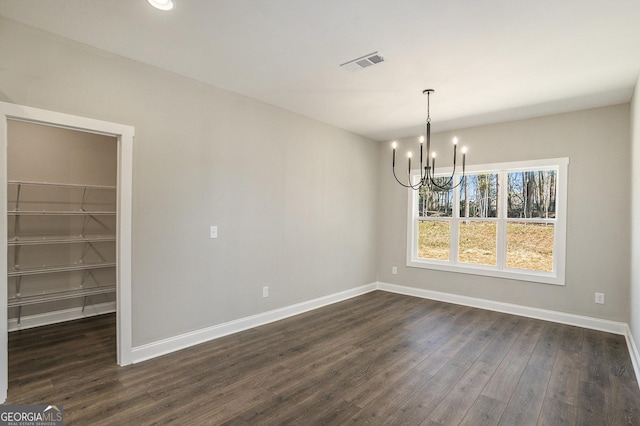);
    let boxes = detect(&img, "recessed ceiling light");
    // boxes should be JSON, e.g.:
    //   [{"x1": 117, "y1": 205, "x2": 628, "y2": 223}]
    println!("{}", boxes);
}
[{"x1": 147, "y1": 0, "x2": 175, "y2": 11}]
